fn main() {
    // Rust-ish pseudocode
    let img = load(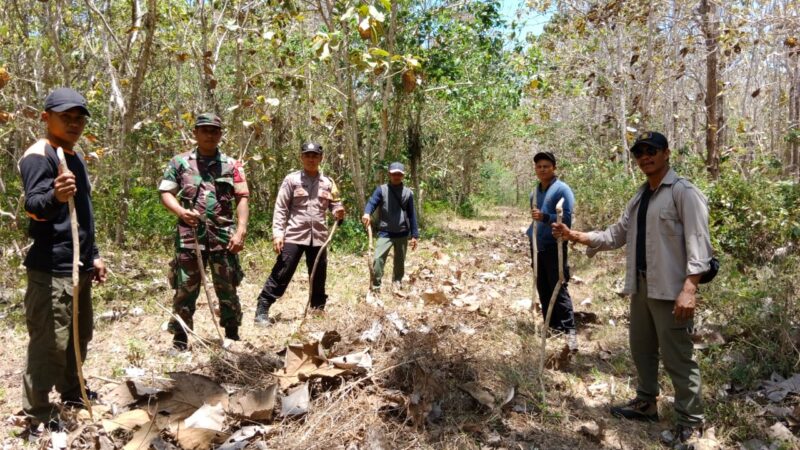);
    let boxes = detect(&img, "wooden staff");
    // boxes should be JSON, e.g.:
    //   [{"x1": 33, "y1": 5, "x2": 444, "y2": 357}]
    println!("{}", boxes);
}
[
  {"x1": 365, "y1": 223, "x2": 374, "y2": 300},
  {"x1": 191, "y1": 197, "x2": 224, "y2": 344},
  {"x1": 56, "y1": 147, "x2": 92, "y2": 419},
  {"x1": 299, "y1": 219, "x2": 341, "y2": 327},
  {"x1": 530, "y1": 219, "x2": 538, "y2": 313},
  {"x1": 538, "y1": 198, "x2": 565, "y2": 394}
]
